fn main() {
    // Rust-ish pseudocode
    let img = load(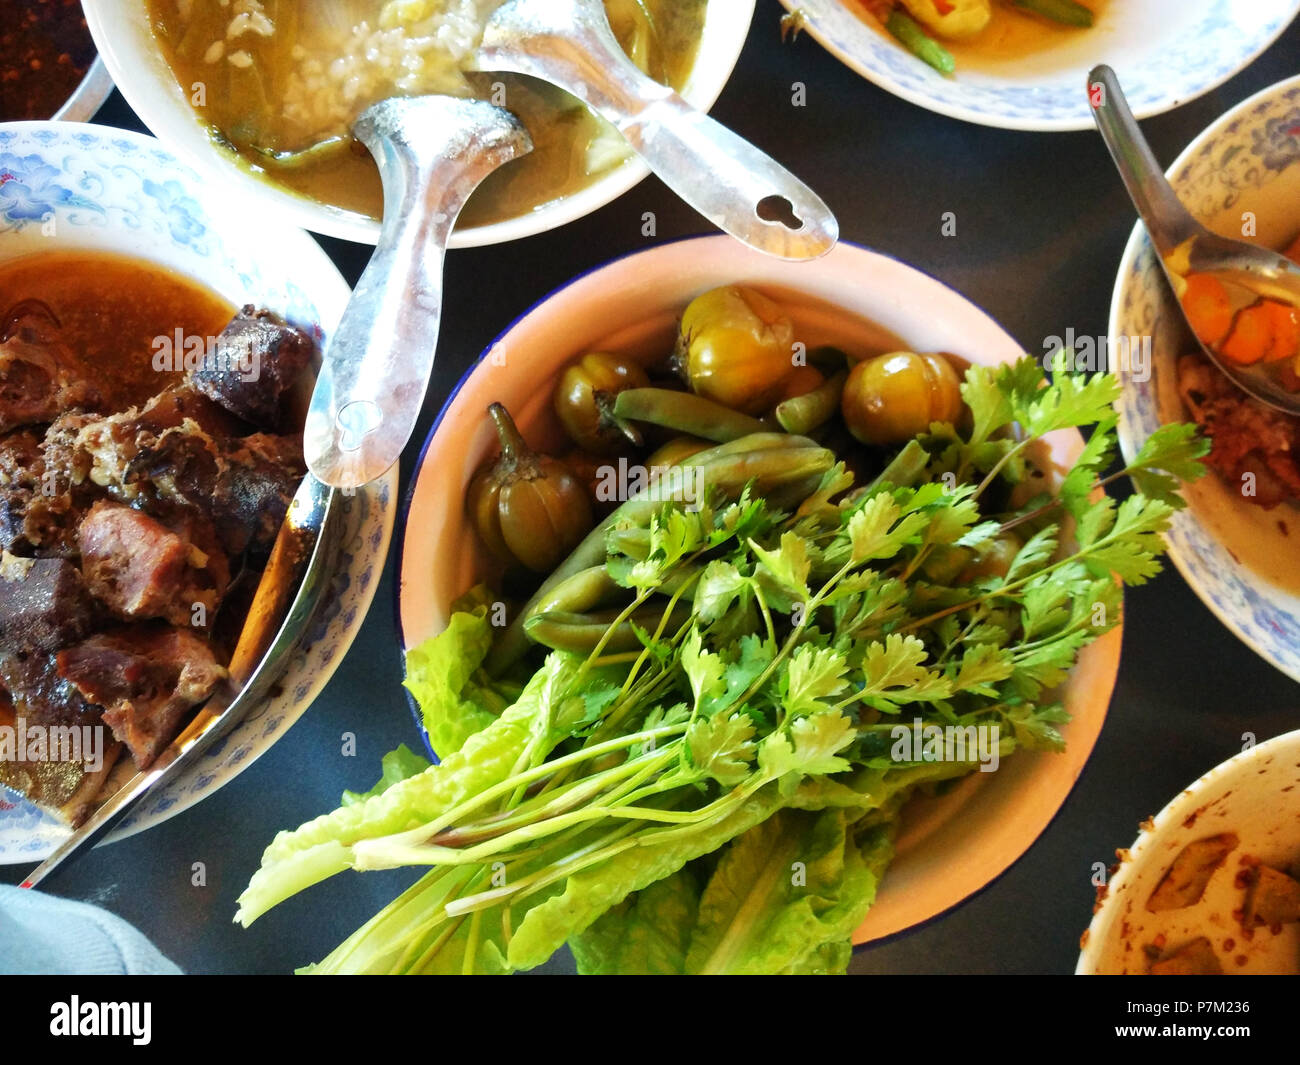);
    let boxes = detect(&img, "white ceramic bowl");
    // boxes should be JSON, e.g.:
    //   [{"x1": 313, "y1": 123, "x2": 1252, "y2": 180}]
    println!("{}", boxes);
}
[
  {"x1": 83, "y1": 0, "x2": 755, "y2": 246},
  {"x1": 397, "y1": 235, "x2": 1123, "y2": 944},
  {"x1": 1111, "y1": 75, "x2": 1300, "y2": 682},
  {"x1": 778, "y1": 0, "x2": 1300, "y2": 131},
  {"x1": 1078, "y1": 729, "x2": 1300, "y2": 975},
  {"x1": 0, "y1": 124, "x2": 397, "y2": 863}
]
